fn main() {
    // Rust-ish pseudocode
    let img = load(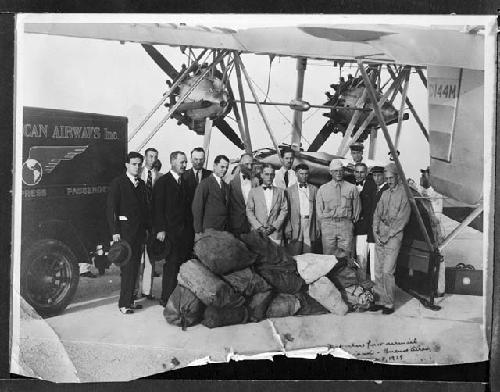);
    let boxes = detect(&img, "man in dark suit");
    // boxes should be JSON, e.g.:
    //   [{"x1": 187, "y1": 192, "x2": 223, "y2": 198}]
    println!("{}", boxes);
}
[
  {"x1": 183, "y1": 147, "x2": 212, "y2": 206},
  {"x1": 367, "y1": 165, "x2": 389, "y2": 281},
  {"x1": 284, "y1": 163, "x2": 320, "y2": 255},
  {"x1": 353, "y1": 162, "x2": 377, "y2": 280},
  {"x1": 192, "y1": 155, "x2": 230, "y2": 235},
  {"x1": 228, "y1": 153, "x2": 254, "y2": 236},
  {"x1": 107, "y1": 151, "x2": 149, "y2": 314},
  {"x1": 153, "y1": 151, "x2": 192, "y2": 306}
]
